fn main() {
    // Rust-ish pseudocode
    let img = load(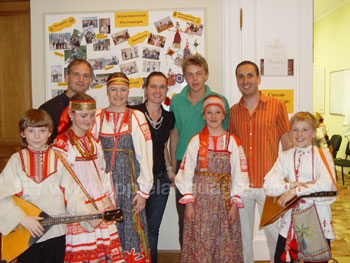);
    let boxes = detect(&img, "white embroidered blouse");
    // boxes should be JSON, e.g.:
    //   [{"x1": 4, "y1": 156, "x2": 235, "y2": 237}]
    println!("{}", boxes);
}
[{"x1": 263, "y1": 145, "x2": 337, "y2": 240}]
